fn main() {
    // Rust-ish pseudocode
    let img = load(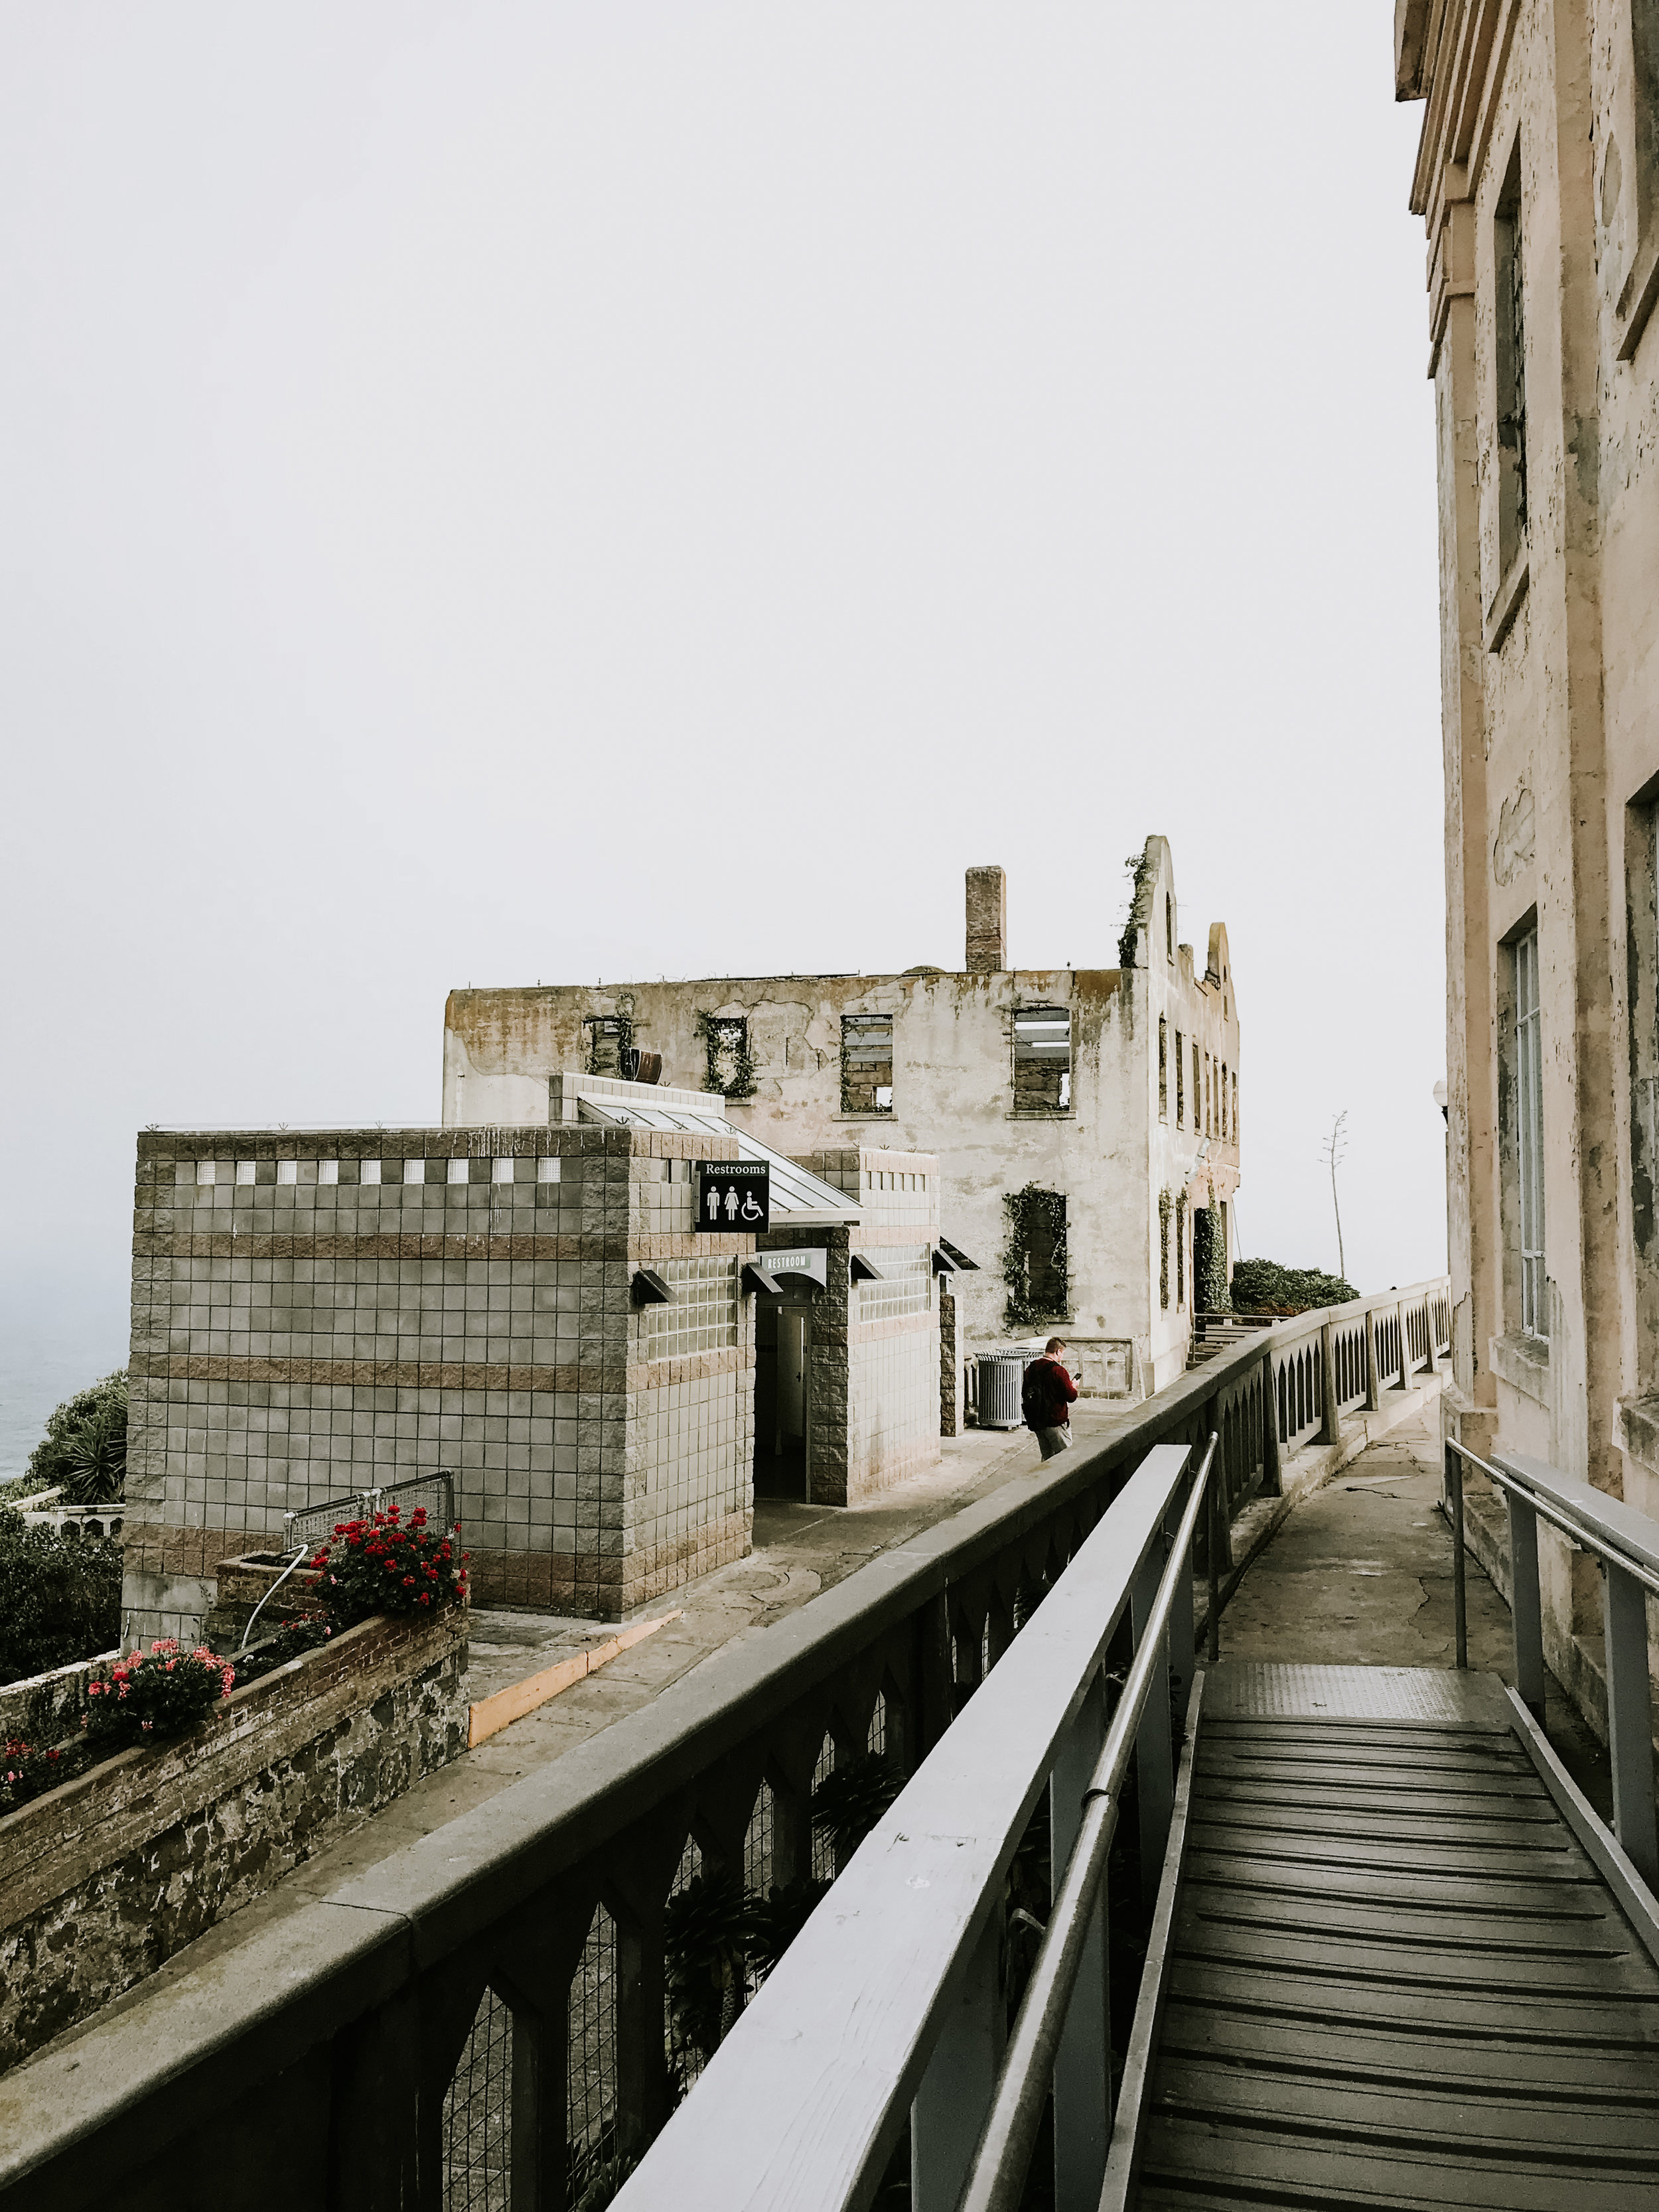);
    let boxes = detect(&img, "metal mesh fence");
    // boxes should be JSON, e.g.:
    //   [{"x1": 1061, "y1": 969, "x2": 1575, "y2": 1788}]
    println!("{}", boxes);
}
[
  {"x1": 664, "y1": 1836, "x2": 705, "y2": 2102},
  {"x1": 442, "y1": 1985, "x2": 512, "y2": 2212},
  {"x1": 810, "y1": 1734, "x2": 836, "y2": 1881},
  {"x1": 567, "y1": 1904, "x2": 618, "y2": 2198},
  {"x1": 281, "y1": 1470, "x2": 456, "y2": 1558}
]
